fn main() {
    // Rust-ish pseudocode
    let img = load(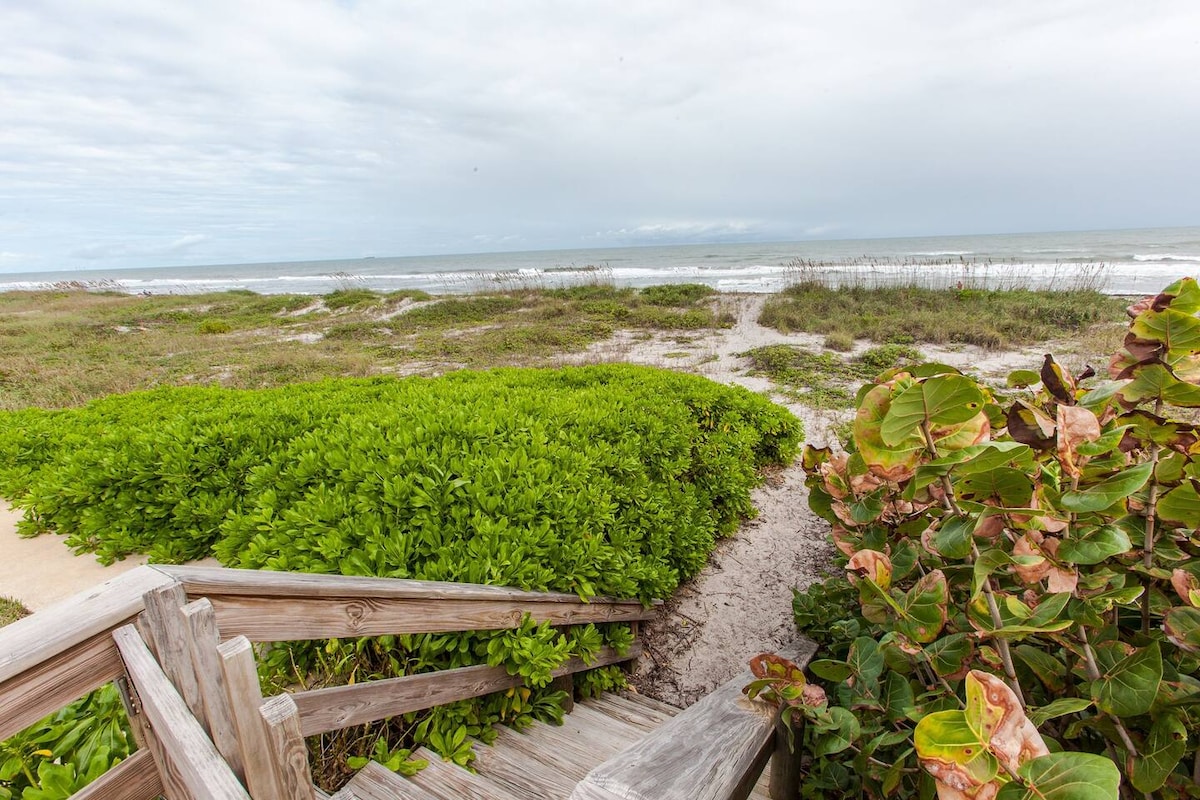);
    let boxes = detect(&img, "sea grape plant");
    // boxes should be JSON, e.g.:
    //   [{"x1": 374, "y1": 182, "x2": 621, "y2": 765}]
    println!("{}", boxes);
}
[{"x1": 774, "y1": 278, "x2": 1200, "y2": 799}]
